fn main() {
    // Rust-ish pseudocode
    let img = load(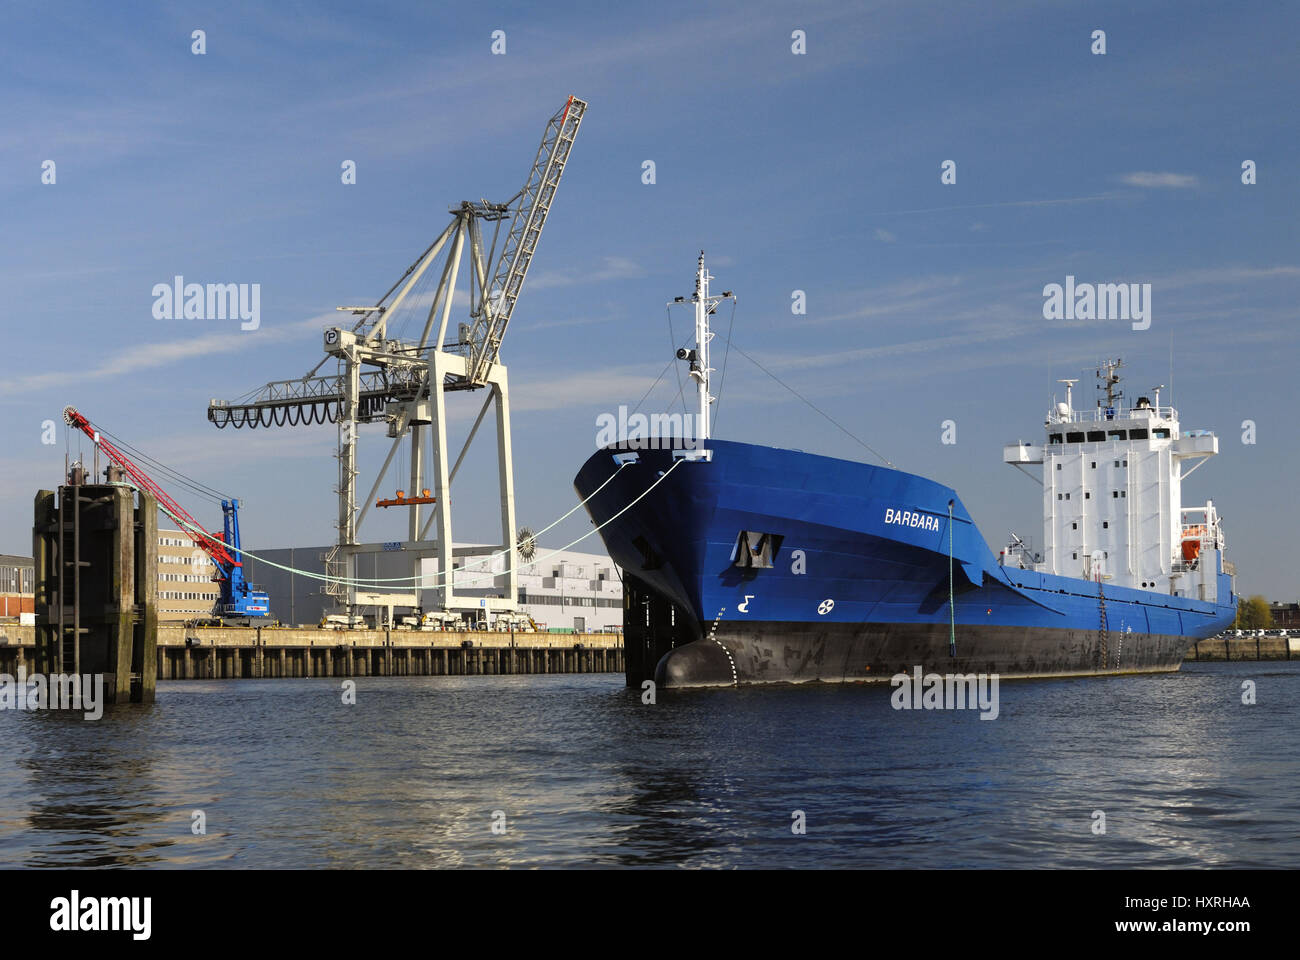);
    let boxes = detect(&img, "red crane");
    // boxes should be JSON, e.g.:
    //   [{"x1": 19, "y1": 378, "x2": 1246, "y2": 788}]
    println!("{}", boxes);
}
[{"x1": 62, "y1": 405, "x2": 239, "y2": 570}]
